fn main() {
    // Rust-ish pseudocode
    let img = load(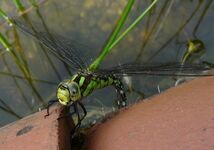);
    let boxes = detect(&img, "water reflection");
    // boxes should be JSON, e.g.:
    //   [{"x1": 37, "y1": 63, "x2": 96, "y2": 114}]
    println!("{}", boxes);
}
[{"x1": 0, "y1": 0, "x2": 213, "y2": 129}]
